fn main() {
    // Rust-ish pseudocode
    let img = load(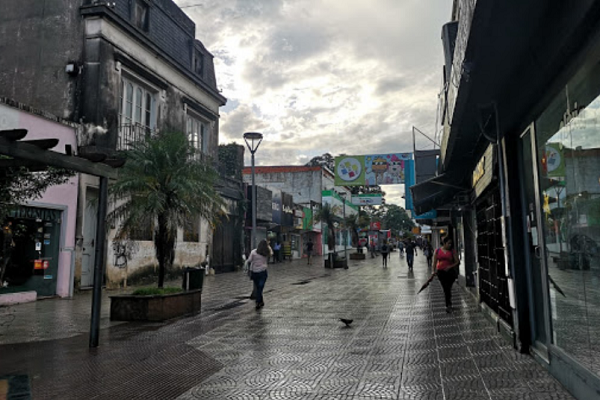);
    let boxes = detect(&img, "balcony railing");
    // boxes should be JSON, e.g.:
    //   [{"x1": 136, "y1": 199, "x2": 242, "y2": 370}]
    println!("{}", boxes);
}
[{"x1": 117, "y1": 123, "x2": 155, "y2": 151}]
